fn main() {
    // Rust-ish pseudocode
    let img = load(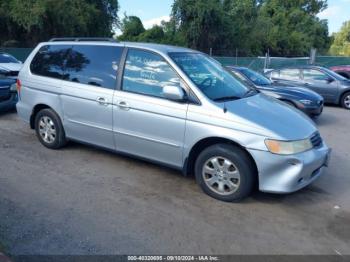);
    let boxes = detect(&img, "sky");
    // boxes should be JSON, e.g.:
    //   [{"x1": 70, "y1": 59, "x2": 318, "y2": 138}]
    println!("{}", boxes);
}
[{"x1": 118, "y1": 0, "x2": 350, "y2": 35}]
